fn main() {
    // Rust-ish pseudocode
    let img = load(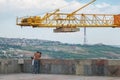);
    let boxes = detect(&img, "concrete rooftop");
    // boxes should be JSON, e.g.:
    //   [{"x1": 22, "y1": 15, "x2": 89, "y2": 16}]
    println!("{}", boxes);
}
[{"x1": 0, "y1": 74, "x2": 119, "y2": 80}]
